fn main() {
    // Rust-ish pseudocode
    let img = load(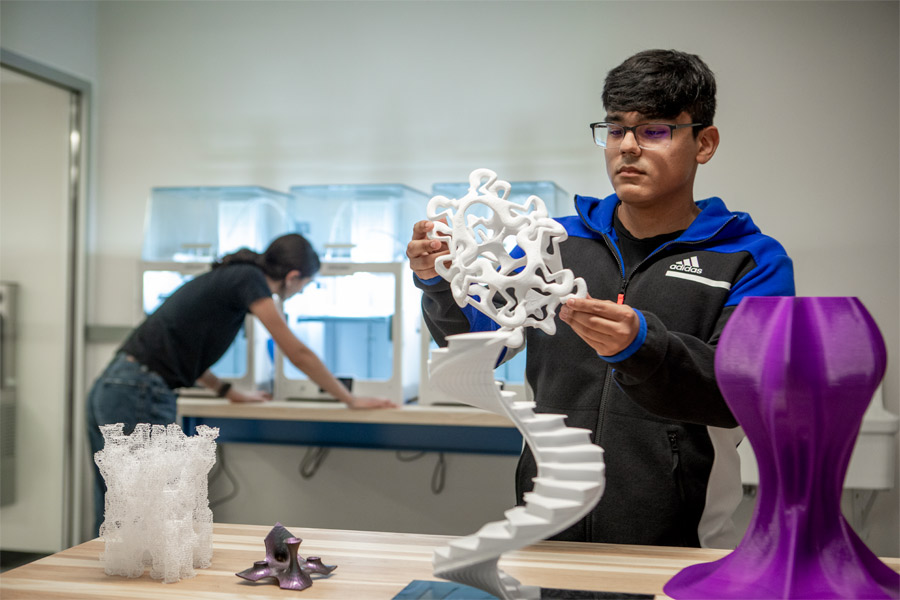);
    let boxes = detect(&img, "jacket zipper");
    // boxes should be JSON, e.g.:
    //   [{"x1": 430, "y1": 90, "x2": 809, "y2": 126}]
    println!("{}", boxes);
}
[
  {"x1": 586, "y1": 364, "x2": 612, "y2": 541},
  {"x1": 668, "y1": 431, "x2": 686, "y2": 503},
  {"x1": 617, "y1": 217, "x2": 737, "y2": 300},
  {"x1": 569, "y1": 207, "x2": 630, "y2": 453},
  {"x1": 594, "y1": 368, "x2": 613, "y2": 446},
  {"x1": 572, "y1": 199, "x2": 736, "y2": 542},
  {"x1": 669, "y1": 431, "x2": 689, "y2": 545},
  {"x1": 624, "y1": 215, "x2": 739, "y2": 289},
  {"x1": 596, "y1": 233, "x2": 625, "y2": 449},
  {"x1": 572, "y1": 207, "x2": 737, "y2": 447},
  {"x1": 574, "y1": 198, "x2": 739, "y2": 304}
]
